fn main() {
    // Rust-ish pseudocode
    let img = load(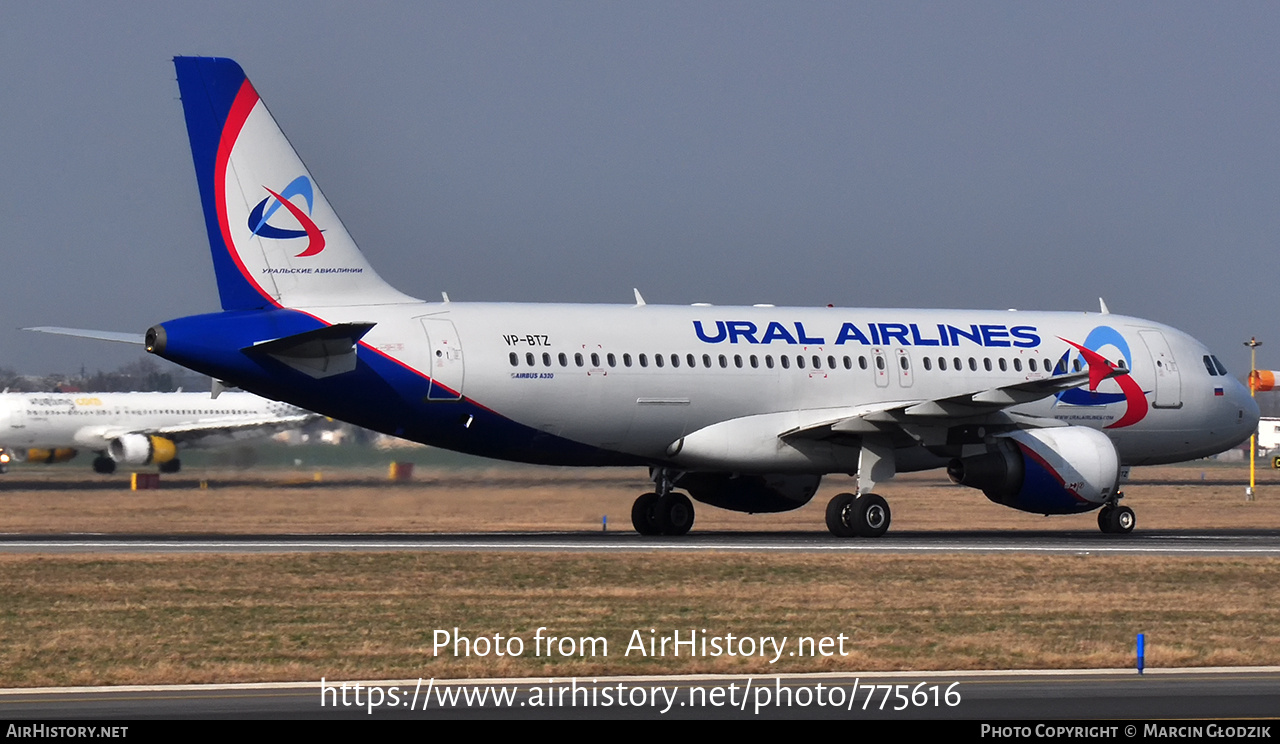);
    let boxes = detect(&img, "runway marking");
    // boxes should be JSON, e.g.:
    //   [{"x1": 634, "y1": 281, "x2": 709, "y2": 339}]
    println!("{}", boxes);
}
[{"x1": 0, "y1": 539, "x2": 1277, "y2": 556}]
